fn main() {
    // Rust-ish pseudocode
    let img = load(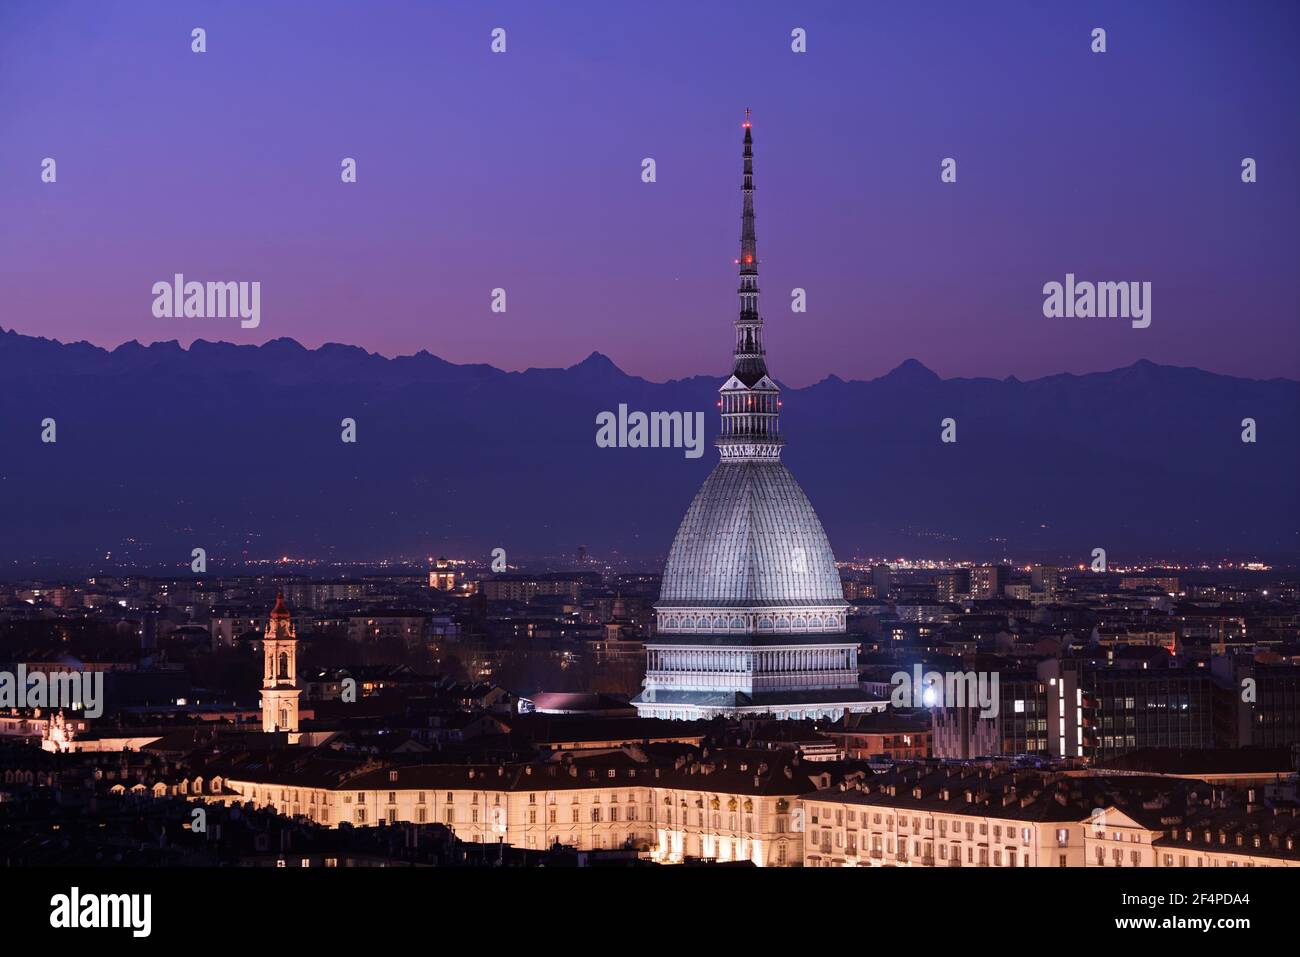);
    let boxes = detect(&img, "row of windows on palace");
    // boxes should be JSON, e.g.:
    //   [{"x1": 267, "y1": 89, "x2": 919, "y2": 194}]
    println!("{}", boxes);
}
[
  {"x1": 130, "y1": 775, "x2": 1298, "y2": 867},
  {"x1": 810, "y1": 805, "x2": 1068, "y2": 846},
  {"x1": 237, "y1": 784, "x2": 790, "y2": 831},
  {"x1": 803, "y1": 804, "x2": 1298, "y2": 868}
]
